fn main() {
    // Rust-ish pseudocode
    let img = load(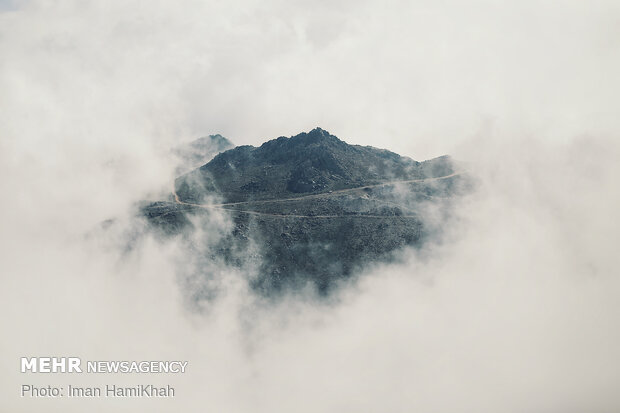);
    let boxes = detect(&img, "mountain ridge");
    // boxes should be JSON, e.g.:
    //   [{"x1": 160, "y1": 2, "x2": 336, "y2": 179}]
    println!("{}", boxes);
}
[{"x1": 175, "y1": 127, "x2": 454, "y2": 204}]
